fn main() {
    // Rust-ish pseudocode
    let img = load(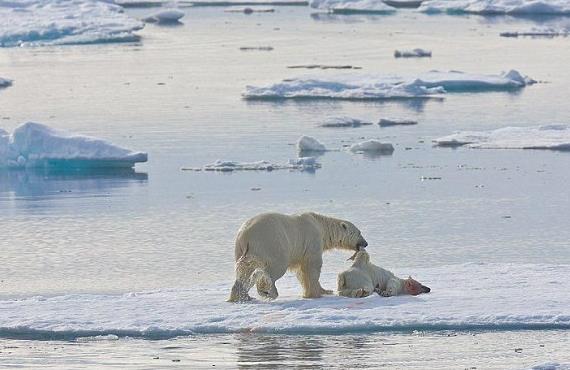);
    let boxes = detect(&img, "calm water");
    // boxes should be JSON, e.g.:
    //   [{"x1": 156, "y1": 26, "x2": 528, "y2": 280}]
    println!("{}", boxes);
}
[{"x1": 1, "y1": 6, "x2": 570, "y2": 368}]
